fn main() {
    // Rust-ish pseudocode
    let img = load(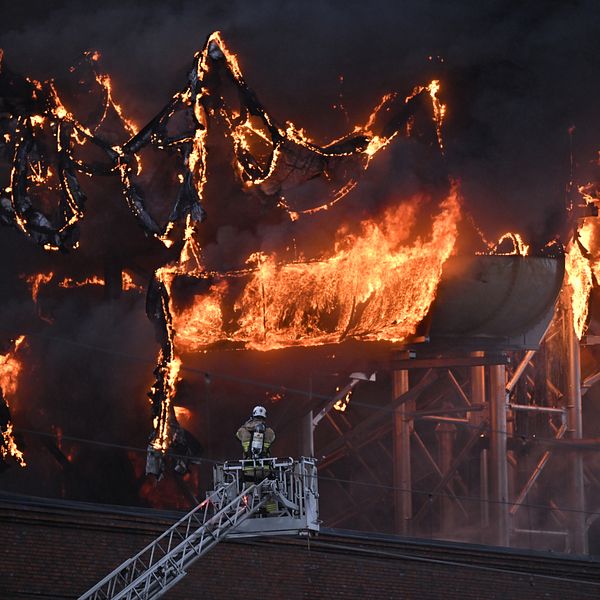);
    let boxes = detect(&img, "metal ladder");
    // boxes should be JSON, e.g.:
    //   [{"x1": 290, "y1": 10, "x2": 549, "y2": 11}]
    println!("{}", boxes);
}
[{"x1": 79, "y1": 477, "x2": 275, "y2": 600}]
